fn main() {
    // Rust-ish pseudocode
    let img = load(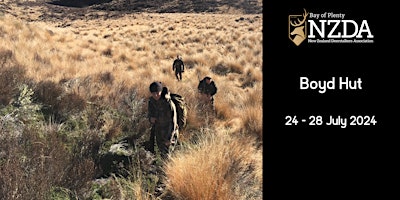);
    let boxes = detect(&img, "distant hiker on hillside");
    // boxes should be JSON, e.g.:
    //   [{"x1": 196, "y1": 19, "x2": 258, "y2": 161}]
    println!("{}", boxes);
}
[
  {"x1": 147, "y1": 81, "x2": 179, "y2": 158},
  {"x1": 172, "y1": 55, "x2": 185, "y2": 81},
  {"x1": 197, "y1": 76, "x2": 217, "y2": 111}
]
